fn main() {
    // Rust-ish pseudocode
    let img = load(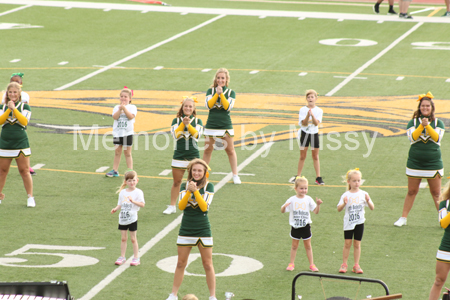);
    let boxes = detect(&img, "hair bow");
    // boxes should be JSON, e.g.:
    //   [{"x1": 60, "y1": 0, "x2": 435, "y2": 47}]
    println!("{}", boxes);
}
[
  {"x1": 418, "y1": 92, "x2": 433, "y2": 102},
  {"x1": 205, "y1": 164, "x2": 211, "y2": 178},
  {"x1": 11, "y1": 72, "x2": 24, "y2": 78},
  {"x1": 124, "y1": 86, "x2": 133, "y2": 96},
  {"x1": 181, "y1": 96, "x2": 198, "y2": 103}
]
